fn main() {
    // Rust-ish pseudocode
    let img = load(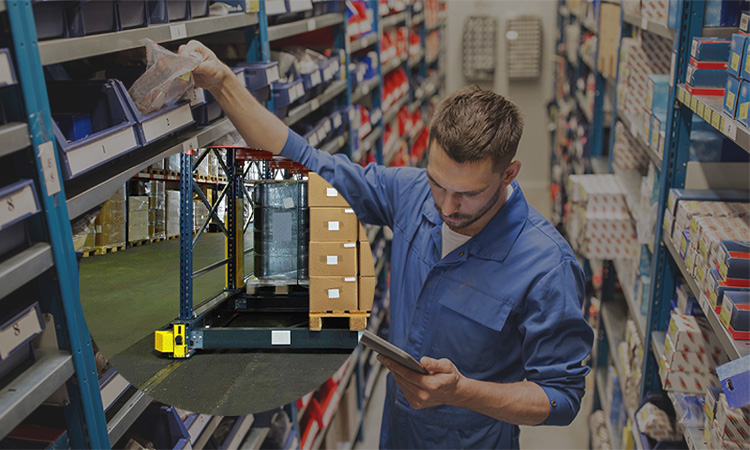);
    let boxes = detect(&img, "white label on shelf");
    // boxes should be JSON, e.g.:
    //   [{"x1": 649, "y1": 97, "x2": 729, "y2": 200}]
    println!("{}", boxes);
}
[
  {"x1": 641, "y1": 17, "x2": 648, "y2": 30},
  {"x1": 370, "y1": 109, "x2": 382, "y2": 124},
  {"x1": 742, "y1": 13, "x2": 750, "y2": 31},
  {"x1": 316, "y1": 127, "x2": 327, "y2": 141},
  {"x1": 0, "y1": 52, "x2": 14, "y2": 86},
  {"x1": 723, "y1": 120, "x2": 738, "y2": 140},
  {"x1": 38, "y1": 141, "x2": 61, "y2": 196},
  {"x1": 282, "y1": 197, "x2": 295, "y2": 209},
  {"x1": 0, "y1": 183, "x2": 38, "y2": 230},
  {"x1": 0, "y1": 307, "x2": 42, "y2": 359},
  {"x1": 182, "y1": 136, "x2": 199, "y2": 153},
  {"x1": 326, "y1": 187, "x2": 338, "y2": 198},
  {"x1": 669, "y1": 52, "x2": 676, "y2": 88},
  {"x1": 698, "y1": 293, "x2": 712, "y2": 317},
  {"x1": 170, "y1": 23, "x2": 188, "y2": 40},
  {"x1": 333, "y1": 114, "x2": 342, "y2": 129},
  {"x1": 691, "y1": 39, "x2": 698, "y2": 59},
  {"x1": 188, "y1": 88, "x2": 206, "y2": 106},
  {"x1": 267, "y1": 66, "x2": 280, "y2": 84},
  {"x1": 142, "y1": 104, "x2": 193, "y2": 143},
  {"x1": 327, "y1": 289, "x2": 340, "y2": 299},
  {"x1": 327, "y1": 221, "x2": 340, "y2": 231},
  {"x1": 295, "y1": 83, "x2": 305, "y2": 99},
  {"x1": 310, "y1": 70, "x2": 321, "y2": 86},
  {"x1": 311, "y1": 98, "x2": 320, "y2": 110},
  {"x1": 307, "y1": 19, "x2": 316, "y2": 31},
  {"x1": 308, "y1": 134, "x2": 319, "y2": 147},
  {"x1": 326, "y1": 255, "x2": 339, "y2": 265},
  {"x1": 271, "y1": 330, "x2": 291, "y2": 345}
]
